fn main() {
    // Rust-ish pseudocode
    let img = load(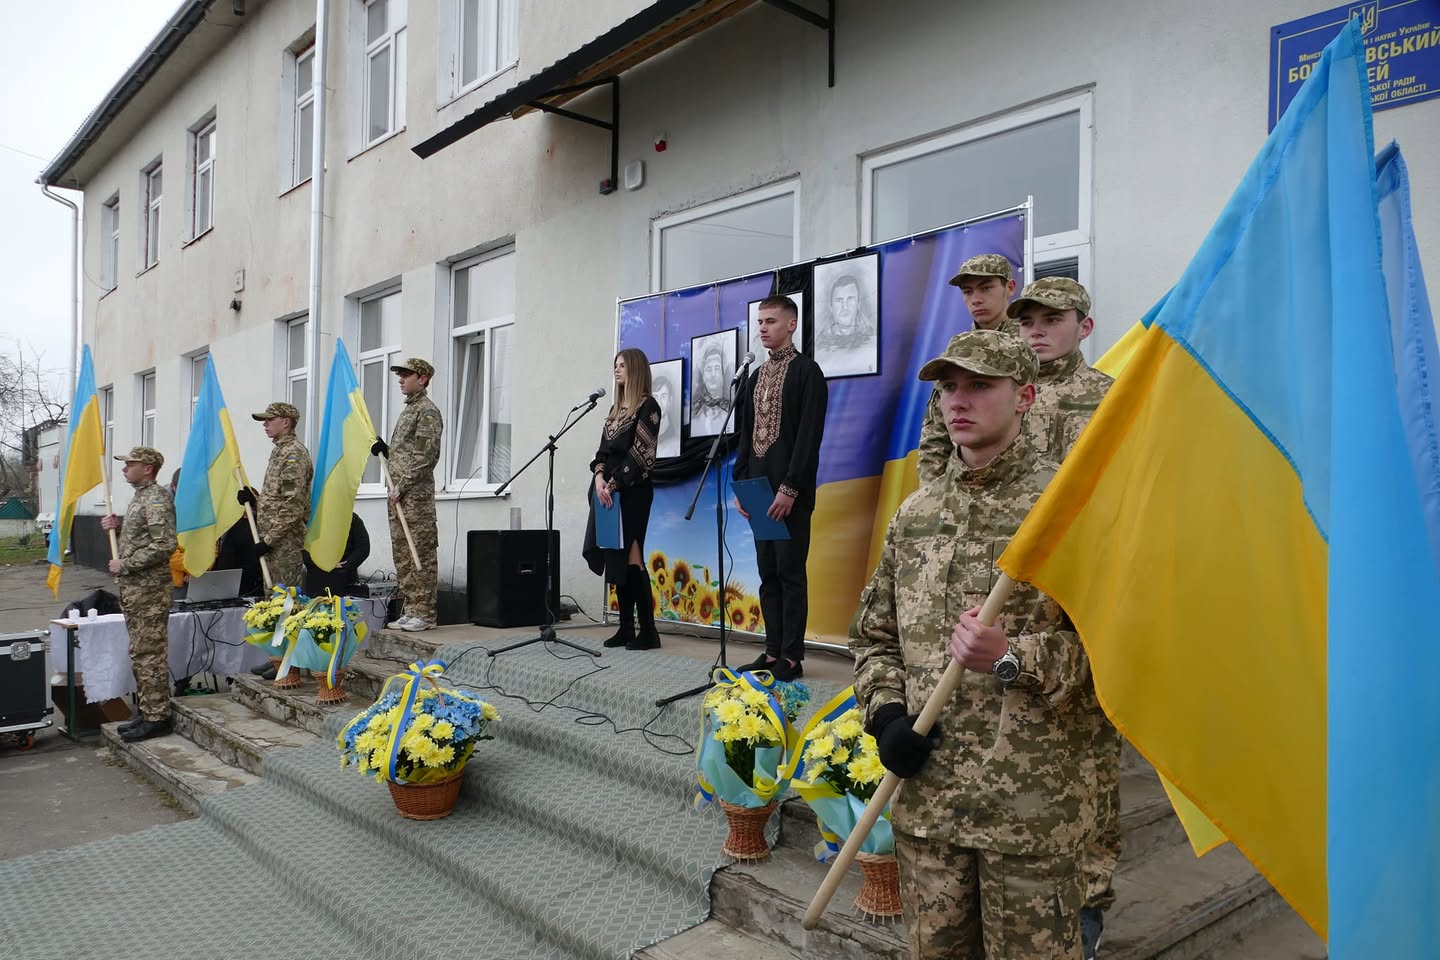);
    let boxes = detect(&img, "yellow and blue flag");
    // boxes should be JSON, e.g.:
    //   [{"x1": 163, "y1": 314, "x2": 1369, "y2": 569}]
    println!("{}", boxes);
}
[
  {"x1": 305, "y1": 339, "x2": 378, "y2": 571},
  {"x1": 46, "y1": 346, "x2": 104, "y2": 597},
  {"x1": 997, "y1": 21, "x2": 1440, "y2": 951},
  {"x1": 175, "y1": 356, "x2": 245, "y2": 576}
]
